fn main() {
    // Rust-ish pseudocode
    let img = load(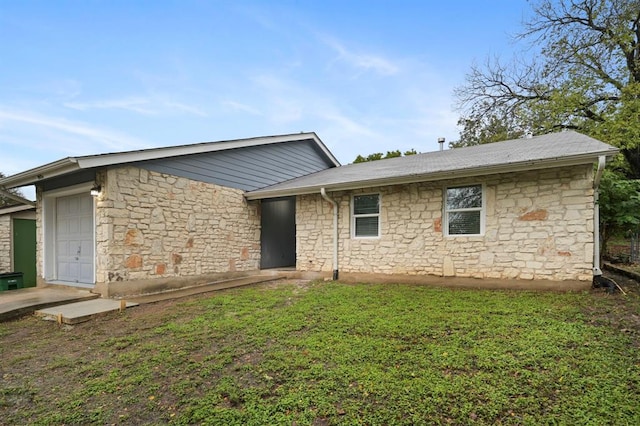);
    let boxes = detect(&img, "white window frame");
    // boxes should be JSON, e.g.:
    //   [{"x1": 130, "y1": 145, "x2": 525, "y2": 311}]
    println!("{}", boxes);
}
[
  {"x1": 444, "y1": 184, "x2": 485, "y2": 237},
  {"x1": 351, "y1": 193, "x2": 381, "y2": 239}
]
